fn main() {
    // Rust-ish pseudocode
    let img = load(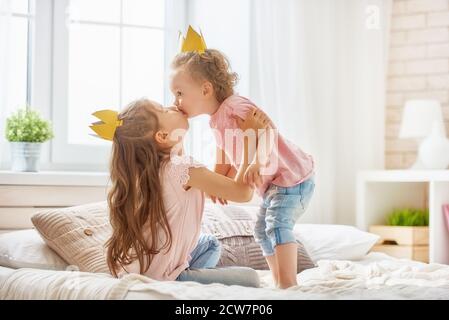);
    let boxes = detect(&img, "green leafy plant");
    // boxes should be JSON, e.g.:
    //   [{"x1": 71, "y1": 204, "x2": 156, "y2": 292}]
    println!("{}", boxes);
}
[
  {"x1": 5, "y1": 108, "x2": 54, "y2": 143},
  {"x1": 386, "y1": 208, "x2": 429, "y2": 226}
]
